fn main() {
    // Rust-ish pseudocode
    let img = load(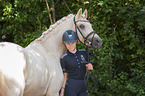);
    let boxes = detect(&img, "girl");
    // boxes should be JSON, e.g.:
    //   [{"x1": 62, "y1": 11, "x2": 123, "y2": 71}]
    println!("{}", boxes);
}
[{"x1": 60, "y1": 30, "x2": 93, "y2": 96}]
